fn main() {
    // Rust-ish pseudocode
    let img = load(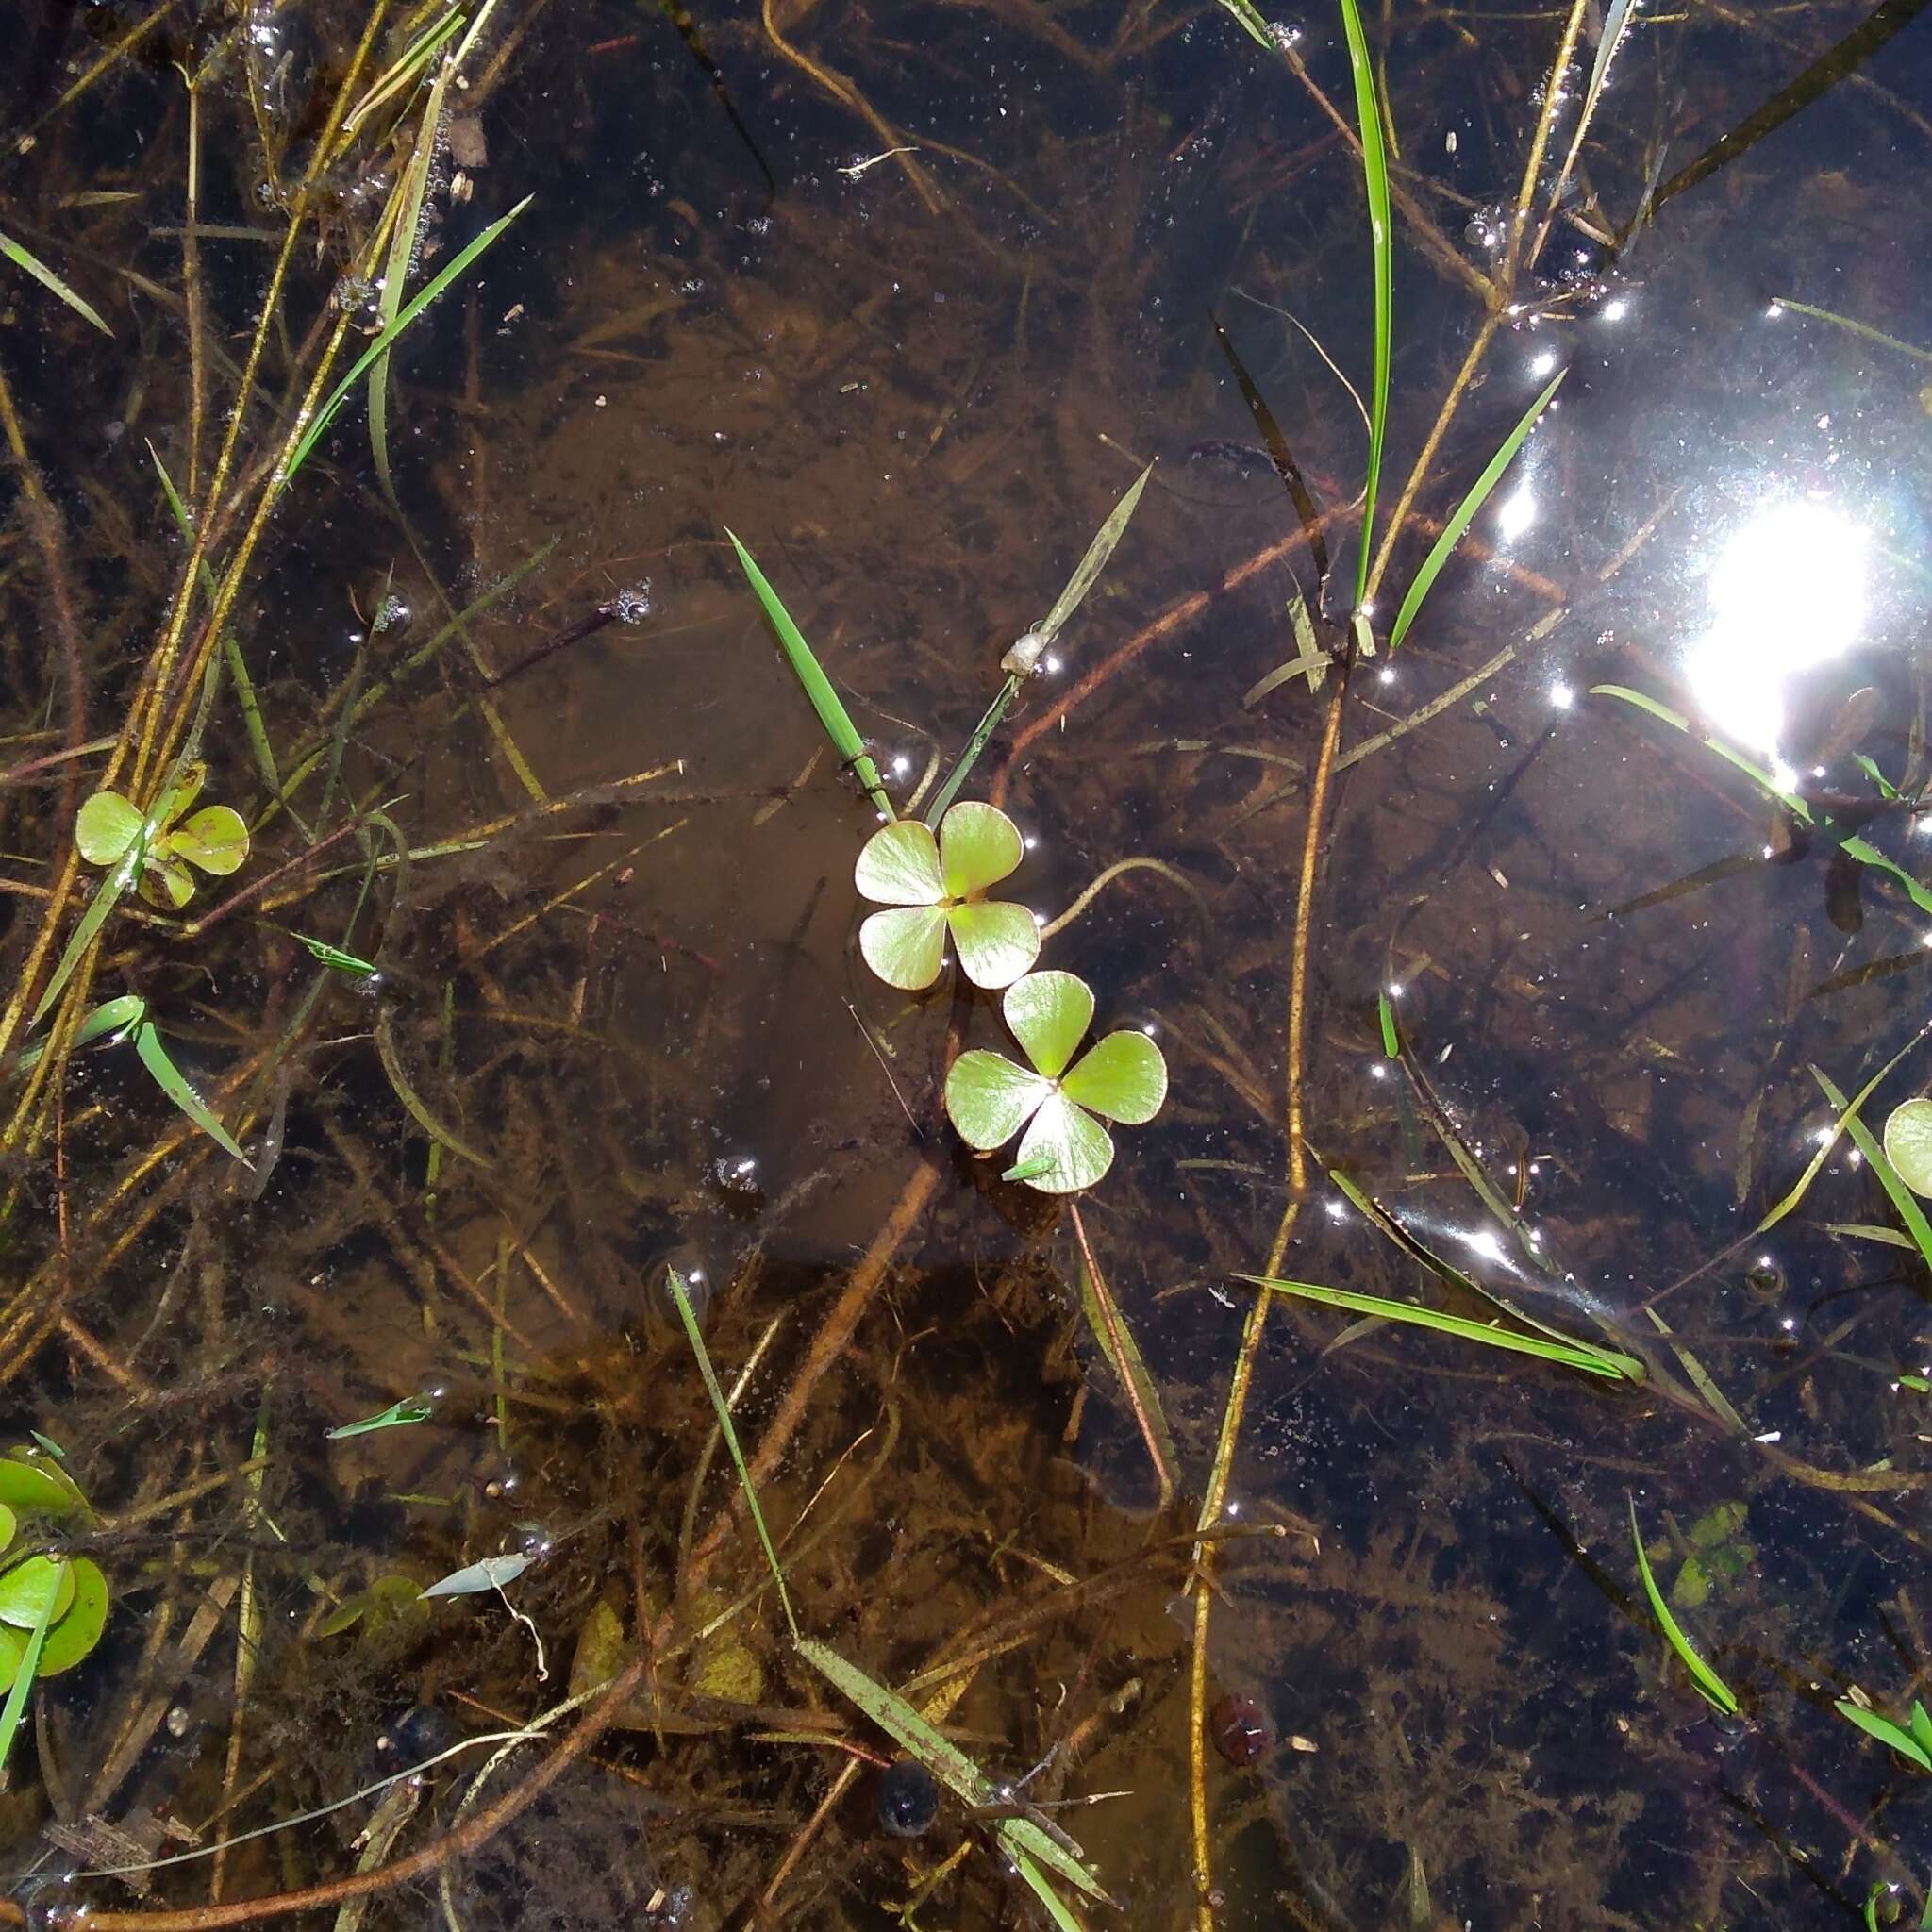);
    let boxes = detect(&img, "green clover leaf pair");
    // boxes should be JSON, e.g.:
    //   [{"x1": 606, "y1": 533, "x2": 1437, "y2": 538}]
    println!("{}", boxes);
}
[
  {"x1": 944, "y1": 970, "x2": 1167, "y2": 1193},
  {"x1": 75, "y1": 760, "x2": 248, "y2": 910},
  {"x1": 0, "y1": 1450, "x2": 108, "y2": 1692},
  {"x1": 855, "y1": 801, "x2": 1041, "y2": 991}
]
